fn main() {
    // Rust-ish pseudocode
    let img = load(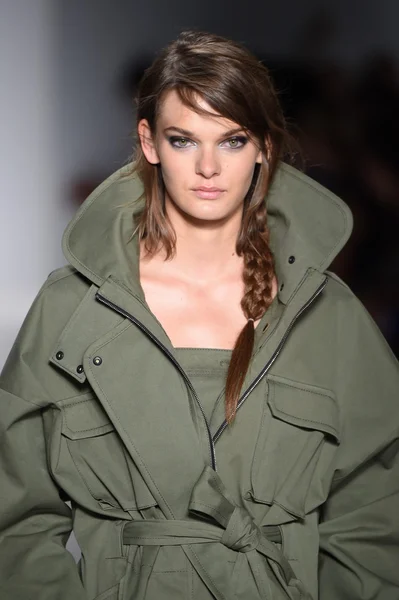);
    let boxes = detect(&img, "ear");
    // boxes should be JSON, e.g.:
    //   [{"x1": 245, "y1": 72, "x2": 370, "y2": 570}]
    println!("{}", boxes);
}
[
  {"x1": 256, "y1": 136, "x2": 272, "y2": 164},
  {"x1": 255, "y1": 139, "x2": 270, "y2": 164},
  {"x1": 138, "y1": 119, "x2": 160, "y2": 164},
  {"x1": 264, "y1": 137, "x2": 273, "y2": 163}
]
